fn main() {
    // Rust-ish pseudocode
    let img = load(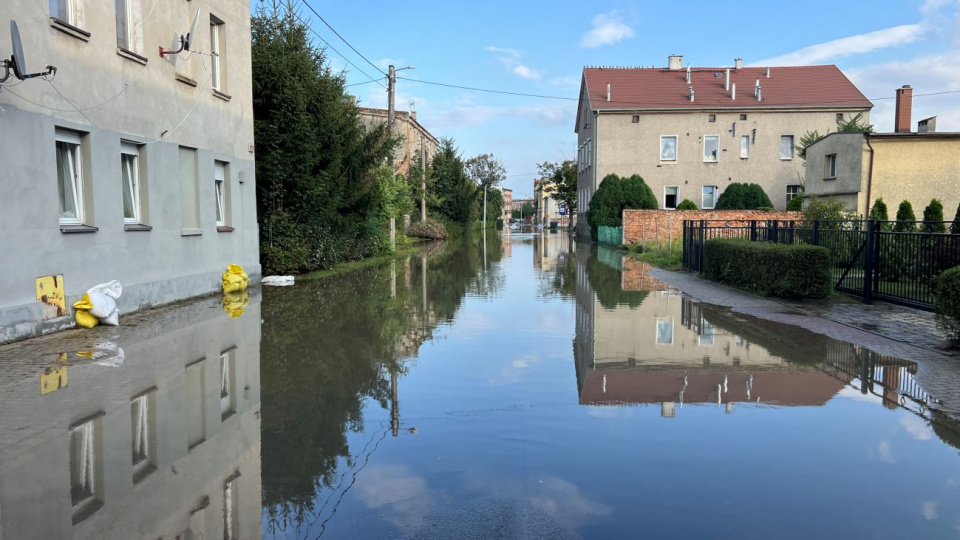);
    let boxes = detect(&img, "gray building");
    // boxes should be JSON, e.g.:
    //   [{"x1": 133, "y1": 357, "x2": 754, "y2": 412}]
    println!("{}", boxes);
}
[{"x1": 0, "y1": 0, "x2": 260, "y2": 344}]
